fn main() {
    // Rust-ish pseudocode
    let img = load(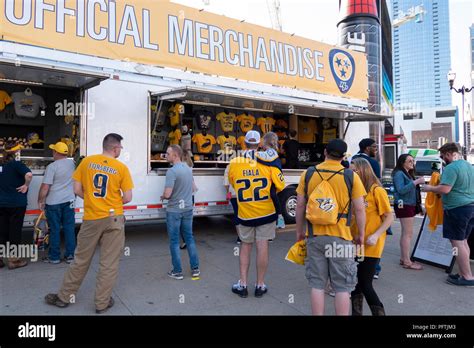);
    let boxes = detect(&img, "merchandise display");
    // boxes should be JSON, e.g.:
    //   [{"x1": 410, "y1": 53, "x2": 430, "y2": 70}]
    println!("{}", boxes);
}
[
  {"x1": 217, "y1": 133, "x2": 237, "y2": 154},
  {"x1": 194, "y1": 109, "x2": 213, "y2": 130},
  {"x1": 216, "y1": 111, "x2": 236, "y2": 132},
  {"x1": 168, "y1": 128, "x2": 182, "y2": 145},
  {"x1": 168, "y1": 103, "x2": 183, "y2": 127},
  {"x1": 236, "y1": 113, "x2": 256, "y2": 133},
  {"x1": 298, "y1": 117, "x2": 318, "y2": 143},
  {"x1": 11, "y1": 88, "x2": 46, "y2": 118},
  {"x1": 237, "y1": 135, "x2": 247, "y2": 150},
  {"x1": 322, "y1": 118, "x2": 337, "y2": 144},
  {"x1": 0, "y1": 90, "x2": 13, "y2": 111},
  {"x1": 257, "y1": 116, "x2": 275, "y2": 134},
  {"x1": 192, "y1": 131, "x2": 216, "y2": 153}
]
